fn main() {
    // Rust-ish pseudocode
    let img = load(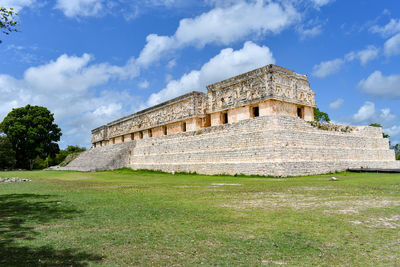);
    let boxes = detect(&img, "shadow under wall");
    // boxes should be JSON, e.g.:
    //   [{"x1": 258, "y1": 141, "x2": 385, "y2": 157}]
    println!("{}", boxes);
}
[{"x1": 0, "y1": 194, "x2": 102, "y2": 266}]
